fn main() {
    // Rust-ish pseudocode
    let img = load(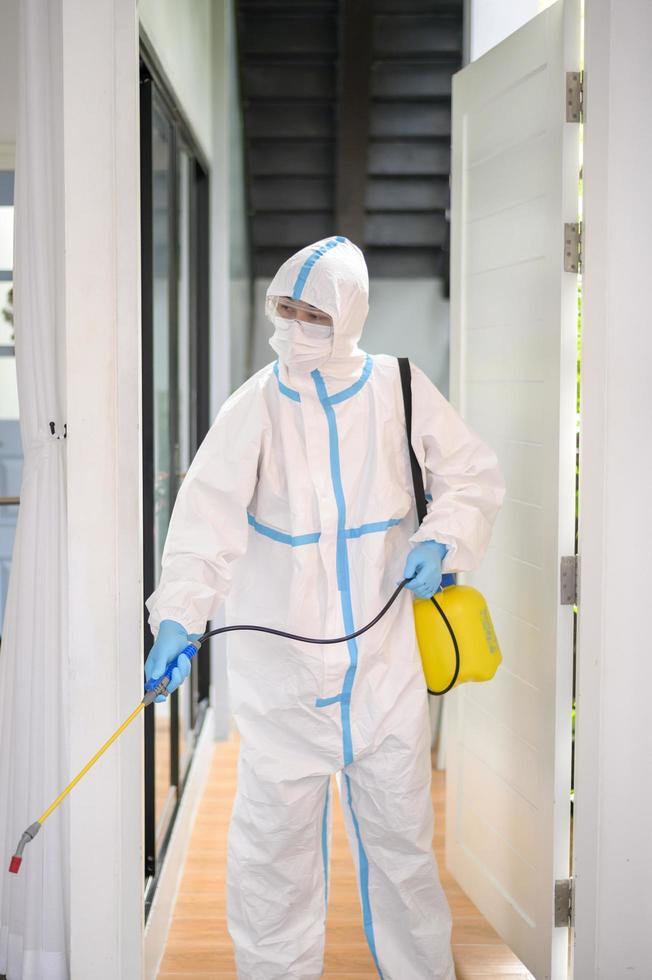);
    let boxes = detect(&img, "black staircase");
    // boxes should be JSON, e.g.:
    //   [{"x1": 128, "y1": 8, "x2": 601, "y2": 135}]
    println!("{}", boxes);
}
[{"x1": 236, "y1": 0, "x2": 464, "y2": 286}]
